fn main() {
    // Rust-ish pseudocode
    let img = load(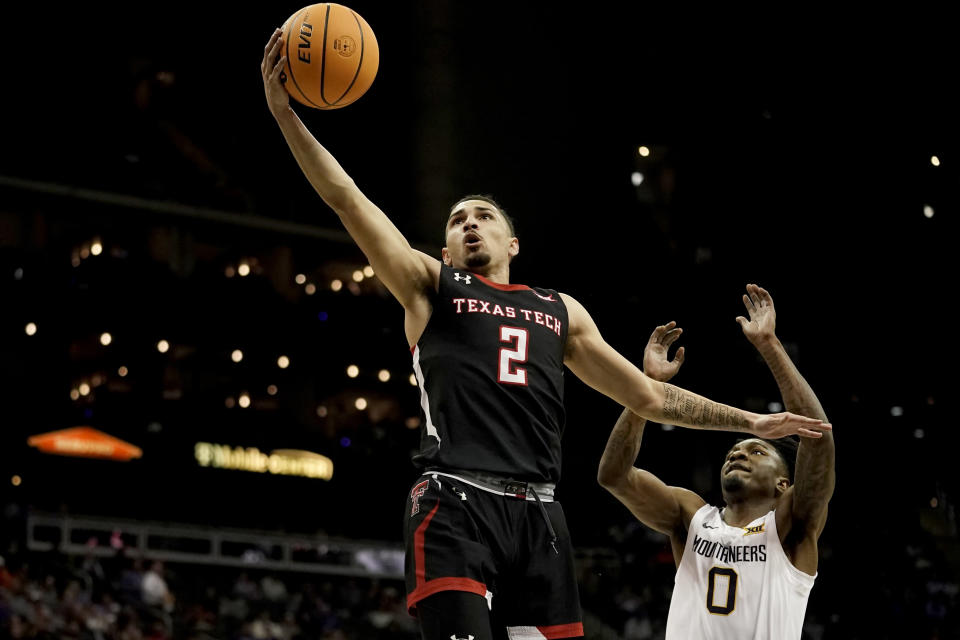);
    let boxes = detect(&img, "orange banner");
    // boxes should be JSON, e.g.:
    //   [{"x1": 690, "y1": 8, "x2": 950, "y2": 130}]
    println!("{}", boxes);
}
[{"x1": 27, "y1": 427, "x2": 142, "y2": 461}]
